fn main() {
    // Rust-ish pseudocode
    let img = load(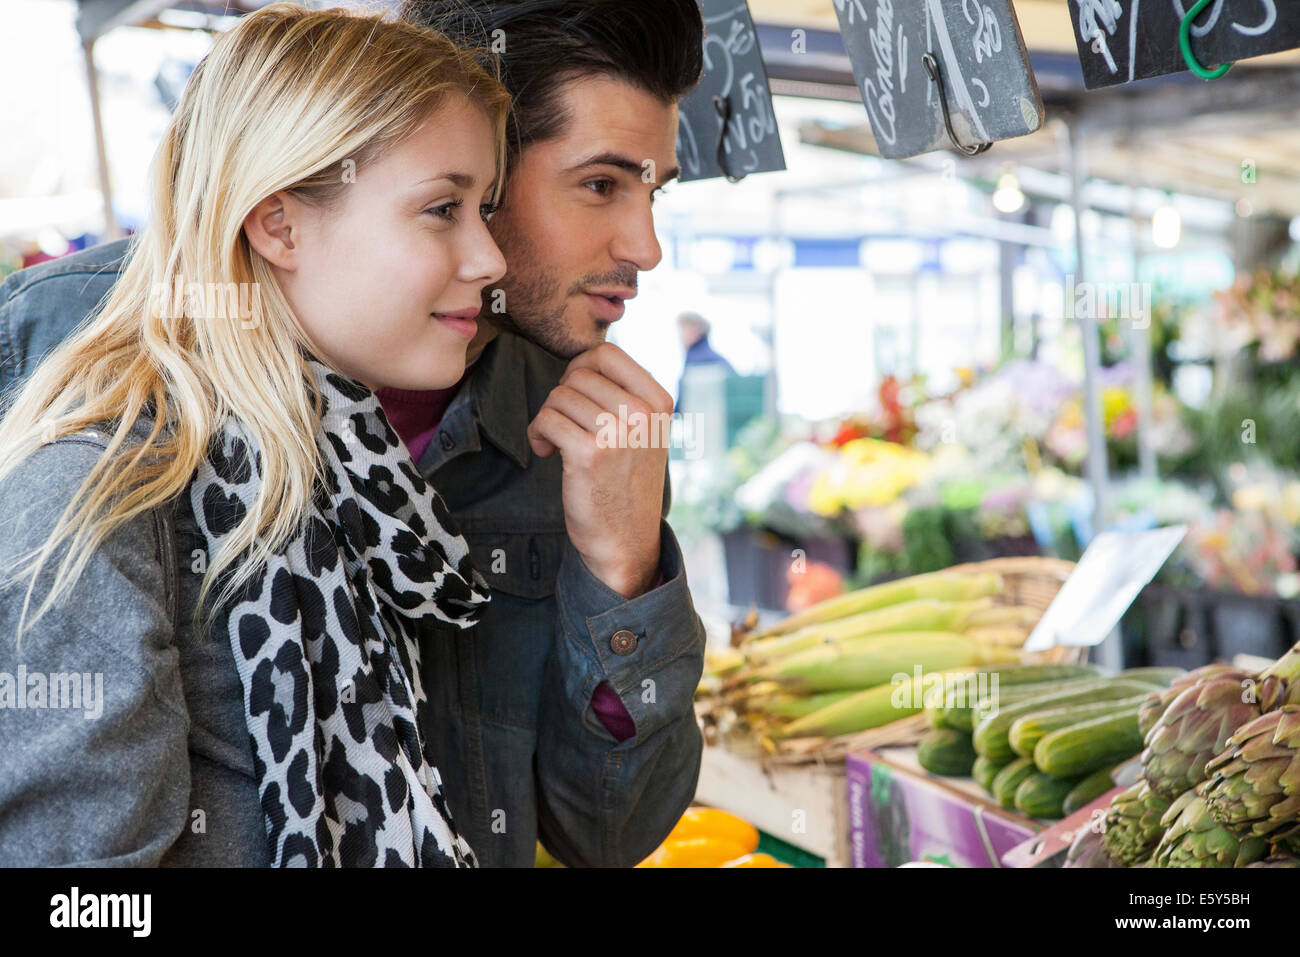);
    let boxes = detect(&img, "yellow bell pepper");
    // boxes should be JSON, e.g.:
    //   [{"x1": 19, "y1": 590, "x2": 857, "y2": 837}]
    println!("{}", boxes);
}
[
  {"x1": 666, "y1": 808, "x2": 759, "y2": 852},
  {"x1": 635, "y1": 837, "x2": 751, "y2": 868},
  {"x1": 720, "y1": 852, "x2": 792, "y2": 868}
]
